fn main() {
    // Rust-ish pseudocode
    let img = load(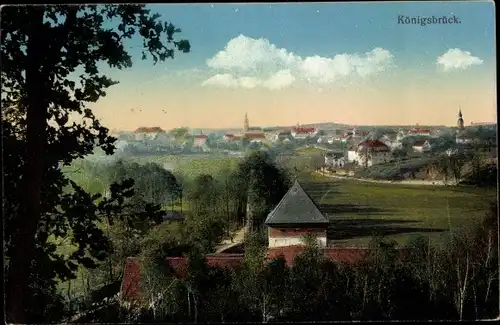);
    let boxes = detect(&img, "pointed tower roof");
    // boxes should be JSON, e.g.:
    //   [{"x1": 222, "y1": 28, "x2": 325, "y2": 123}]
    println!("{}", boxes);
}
[
  {"x1": 265, "y1": 181, "x2": 329, "y2": 226},
  {"x1": 458, "y1": 109, "x2": 463, "y2": 119}
]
